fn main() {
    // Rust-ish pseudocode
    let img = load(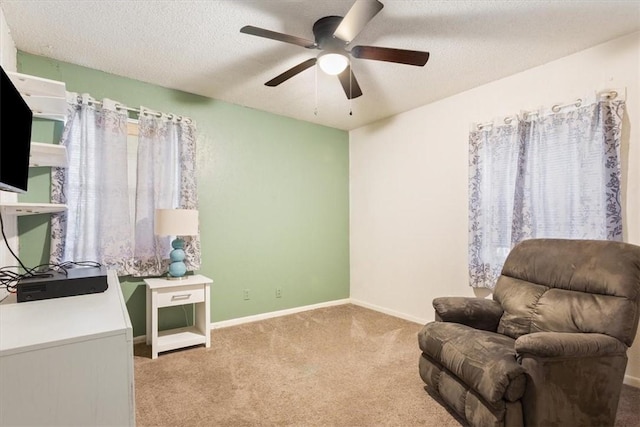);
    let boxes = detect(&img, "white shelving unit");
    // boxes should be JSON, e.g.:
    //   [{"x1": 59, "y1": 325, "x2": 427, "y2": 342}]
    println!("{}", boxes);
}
[
  {"x1": 30, "y1": 142, "x2": 67, "y2": 168},
  {"x1": 0, "y1": 72, "x2": 68, "y2": 293},
  {"x1": 0, "y1": 71, "x2": 68, "y2": 216},
  {"x1": 0, "y1": 141, "x2": 68, "y2": 217},
  {"x1": 0, "y1": 202, "x2": 66, "y2": 216},
  {"x1": 5, "y1": 71, "x2": 67, "y2": 121}
]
